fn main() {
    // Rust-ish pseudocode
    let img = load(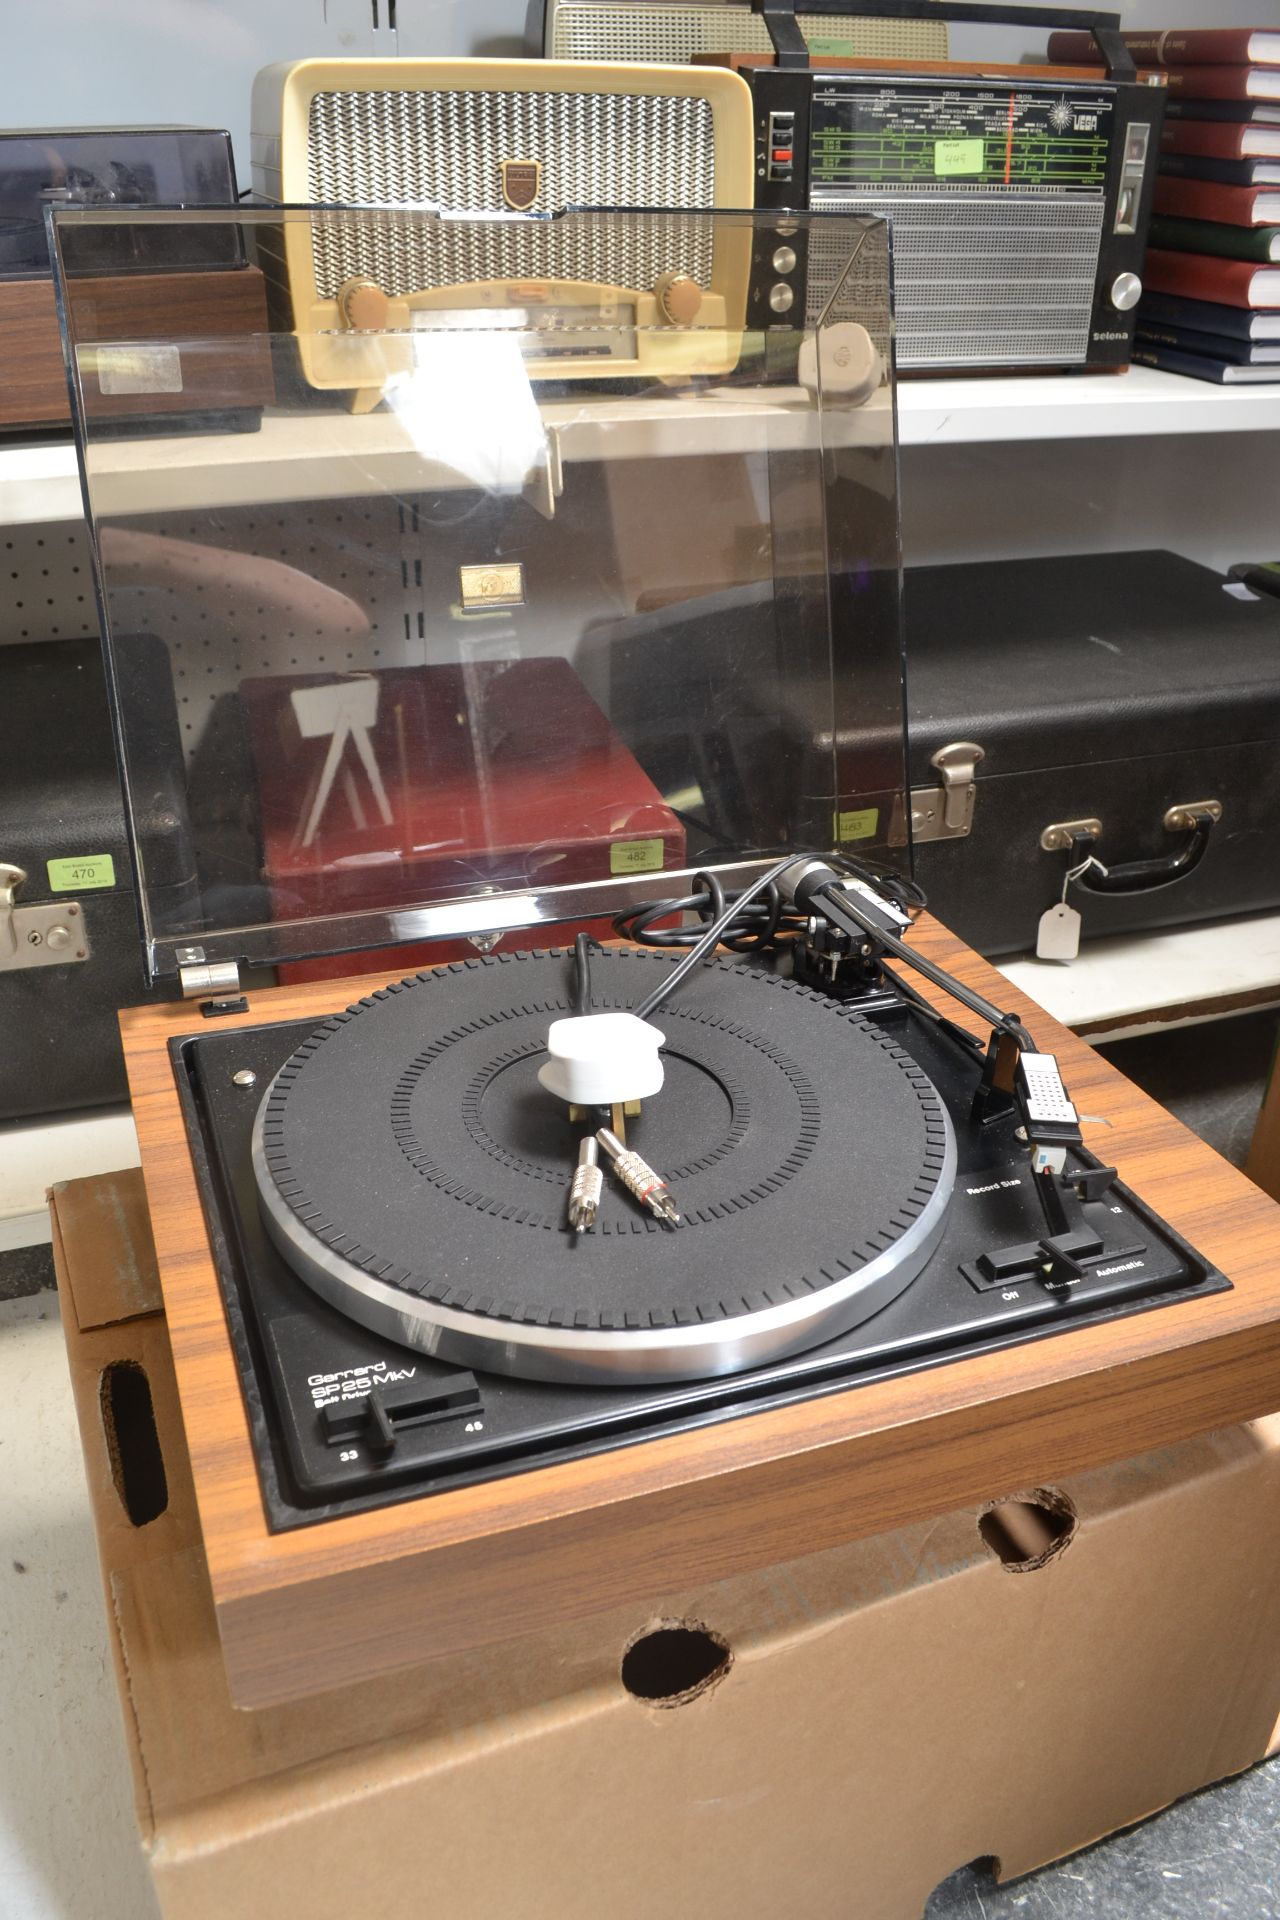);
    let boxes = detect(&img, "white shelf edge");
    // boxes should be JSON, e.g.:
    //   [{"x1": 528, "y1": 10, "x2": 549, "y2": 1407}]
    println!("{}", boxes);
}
[
  {"x1": 6, "y1": 364, "x2": 1280, "y2": 525},
  {"x1": 998, "y1": 910, "x2": 1280, "y2": 1042},
  {"x1": 0, "y1": 1105, "x2": 140, "y2": 1249},
  {"x1": 898, "y1": 364, "x2": 1280, "y2": 448},
  {"x1": 0, "y1": 442, "x2": 85, "y2": 527}
]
